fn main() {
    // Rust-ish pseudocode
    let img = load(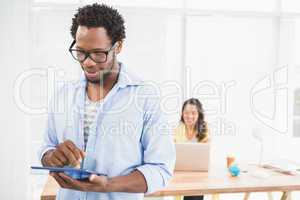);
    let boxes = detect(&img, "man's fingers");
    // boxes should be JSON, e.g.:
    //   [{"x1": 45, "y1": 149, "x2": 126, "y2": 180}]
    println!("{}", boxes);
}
[
  {"x1": 89, "y1": 175, "x2": 108, "y2": 187},
  {"x1": 72, "y1": 147, "x2": 83, "y2": 162},
  {"x1": 47, "y1": 159, "x2": 55, "y2": 167},
  {"x1": 65, "y1": 141, "x2": 83, "y2": 161},
  {"x1": 59, "y1": 145, "x2": 79, "y2": 166},
  {"x1": 80, "y1": 150, "x2": 86, "y2": 159},
  {"x1": 51, "y1": 156, "x2": 64, "y2": 167},
  {"x1": 56, "y1": 140, "x2": 84, "y2": 166},
  {"x1": 53, "y1": 150, "x2": 68, "y2": 164},
  {"x1": 58, "y1": 173, "x2": 76, "y2": 184},
  {"x1": 51, "y1": 173, "x2": 69, "y2": 188},
  {"x1": 89, "y1": 175, "x2": 100, "y2": 183},
  {"x1": 58, "y1": 173, "x2": 84, "y2": 191}
]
